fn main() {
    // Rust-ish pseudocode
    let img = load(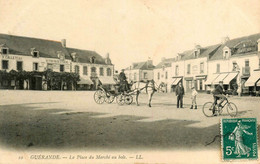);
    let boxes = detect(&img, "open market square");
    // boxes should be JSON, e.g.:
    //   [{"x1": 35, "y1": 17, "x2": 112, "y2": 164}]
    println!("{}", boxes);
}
[{"x1": 0, "y1": 90, "x2": 259, "y2": 151}]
